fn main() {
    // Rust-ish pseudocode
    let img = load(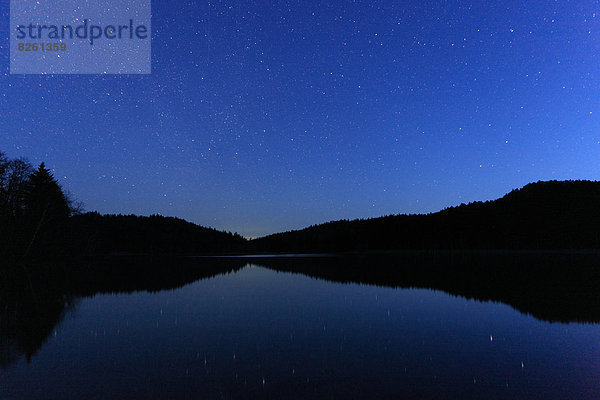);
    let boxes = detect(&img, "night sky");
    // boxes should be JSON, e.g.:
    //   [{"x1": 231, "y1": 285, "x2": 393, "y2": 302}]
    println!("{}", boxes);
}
[{"x1": 1, "y1": 1, "x2": 600, "y2": 237}]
